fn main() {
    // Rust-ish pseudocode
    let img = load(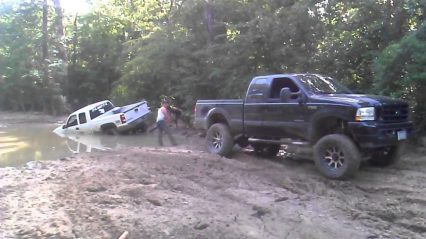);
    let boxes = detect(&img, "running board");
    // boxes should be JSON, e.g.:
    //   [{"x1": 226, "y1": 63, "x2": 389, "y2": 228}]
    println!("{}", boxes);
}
[{"x1": 248, "y1": 138, "x2": 310, "y2": 146}]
